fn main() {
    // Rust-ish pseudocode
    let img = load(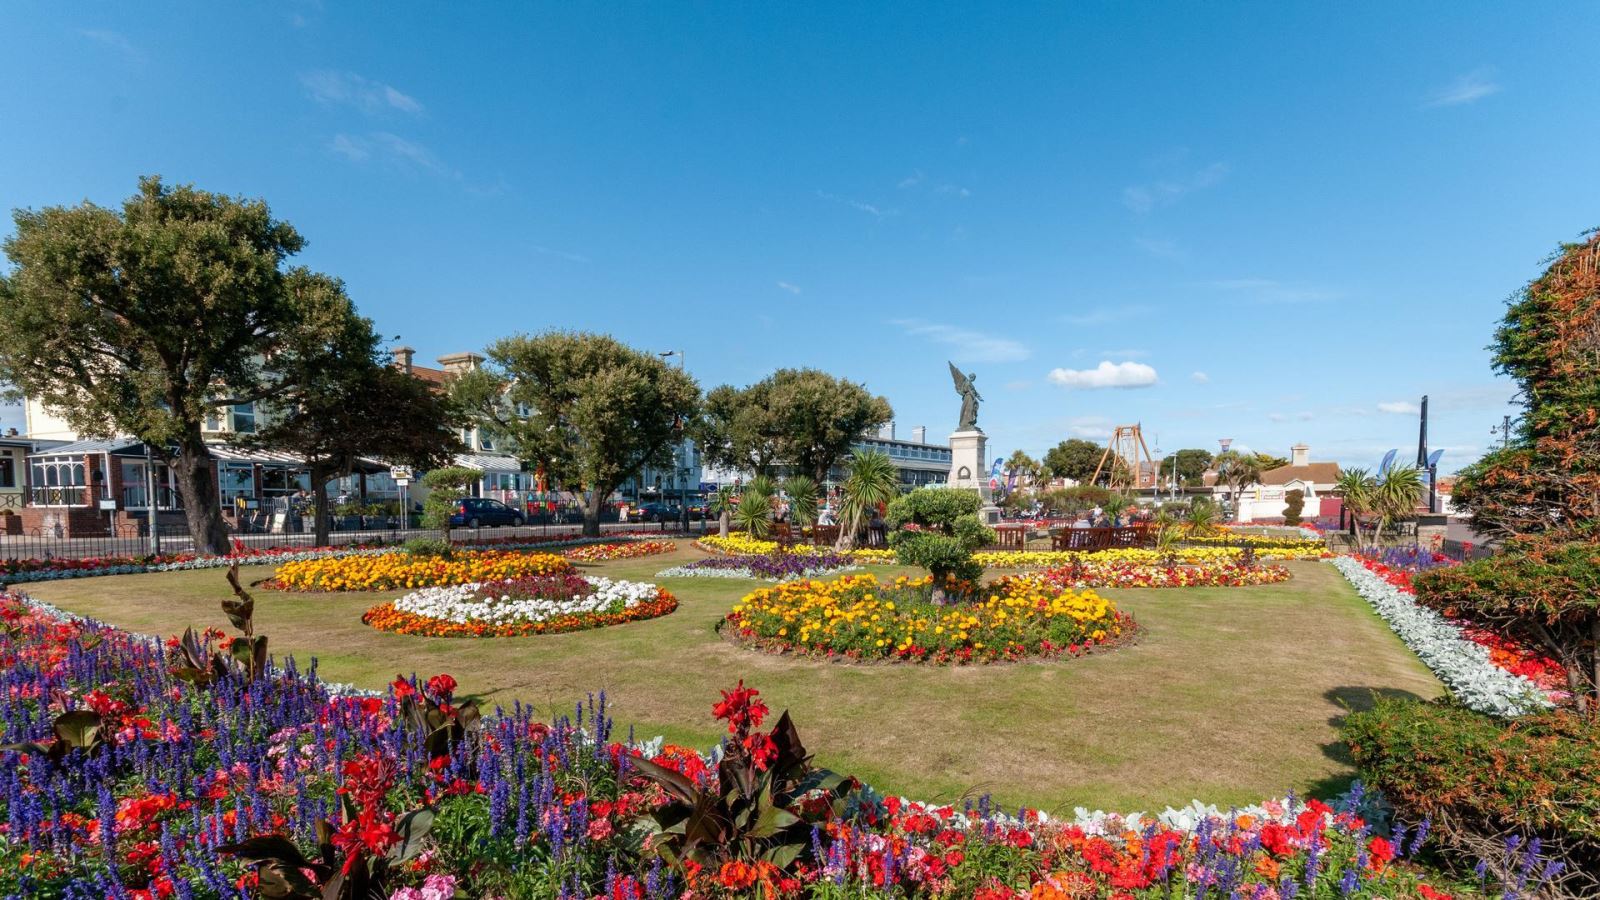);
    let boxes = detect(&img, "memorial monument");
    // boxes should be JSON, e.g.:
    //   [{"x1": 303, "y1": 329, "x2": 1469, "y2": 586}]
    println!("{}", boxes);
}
[{"x1": 947, "y1": 362, "x2": 1002, "y2": 524}]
